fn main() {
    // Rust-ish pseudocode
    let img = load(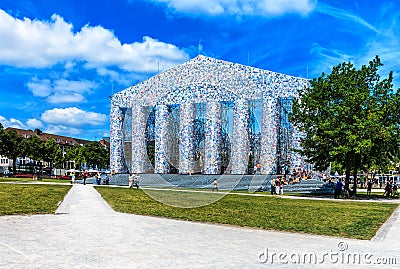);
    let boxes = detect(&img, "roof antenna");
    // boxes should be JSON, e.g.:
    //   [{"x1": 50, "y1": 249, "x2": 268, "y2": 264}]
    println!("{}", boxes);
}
[
  {"x1": 306, "y1": 65, "x2": 309, "y2": 79},
  {"x1": 247, "y1": 51, "x2": 250, "y2": 66},
  {"x1": 198, "y1": 39, "x2": 202, "y2": 55}
]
